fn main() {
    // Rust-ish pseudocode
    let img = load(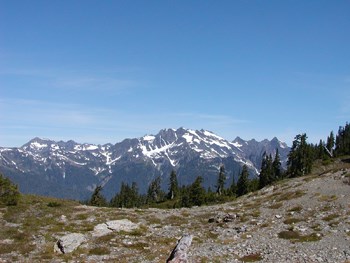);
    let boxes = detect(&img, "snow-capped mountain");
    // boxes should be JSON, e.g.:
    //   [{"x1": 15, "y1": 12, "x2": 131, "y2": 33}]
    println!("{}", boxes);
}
[{"x1": 0, "y1": 128, "x2": 290, "y2": 200}]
